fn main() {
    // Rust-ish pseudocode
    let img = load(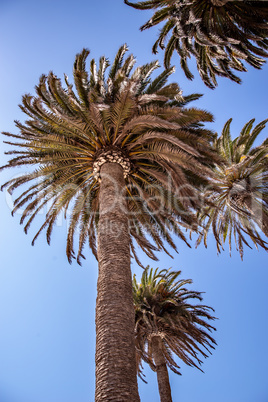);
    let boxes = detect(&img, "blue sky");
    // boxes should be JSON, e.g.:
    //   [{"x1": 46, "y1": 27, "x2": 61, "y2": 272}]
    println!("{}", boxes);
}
[{"x1": 0, "y1": 1, "x2": 268, "y2": 401}]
